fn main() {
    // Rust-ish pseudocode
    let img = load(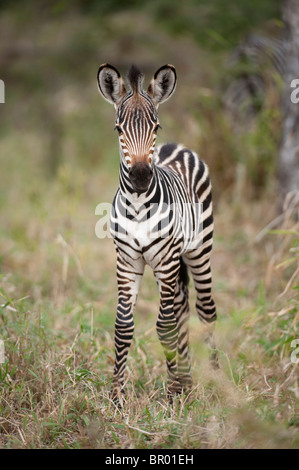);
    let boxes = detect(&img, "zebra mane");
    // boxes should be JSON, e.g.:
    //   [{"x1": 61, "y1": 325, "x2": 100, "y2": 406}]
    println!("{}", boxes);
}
[{"x1": 127, "y1": 64, "x2": 144, "y2": 94}]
